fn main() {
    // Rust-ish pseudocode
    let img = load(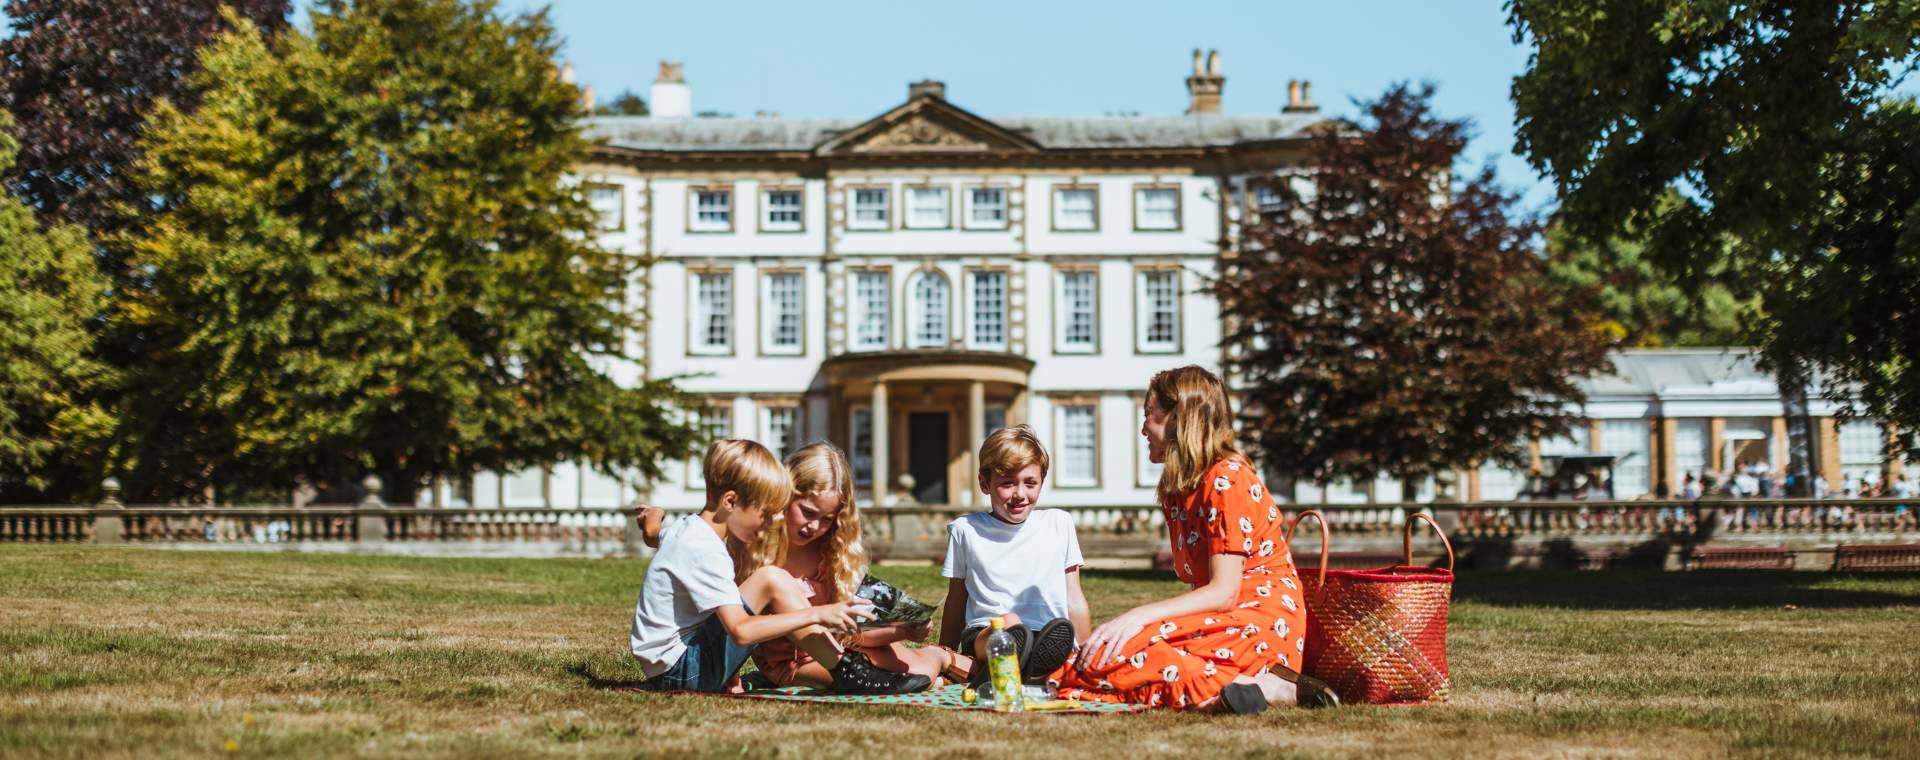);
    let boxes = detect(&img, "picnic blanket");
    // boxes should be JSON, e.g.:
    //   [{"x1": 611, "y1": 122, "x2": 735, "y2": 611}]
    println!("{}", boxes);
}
[{"x1": 719, "y1": 683, "x2": 1149, "y2": 714}]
